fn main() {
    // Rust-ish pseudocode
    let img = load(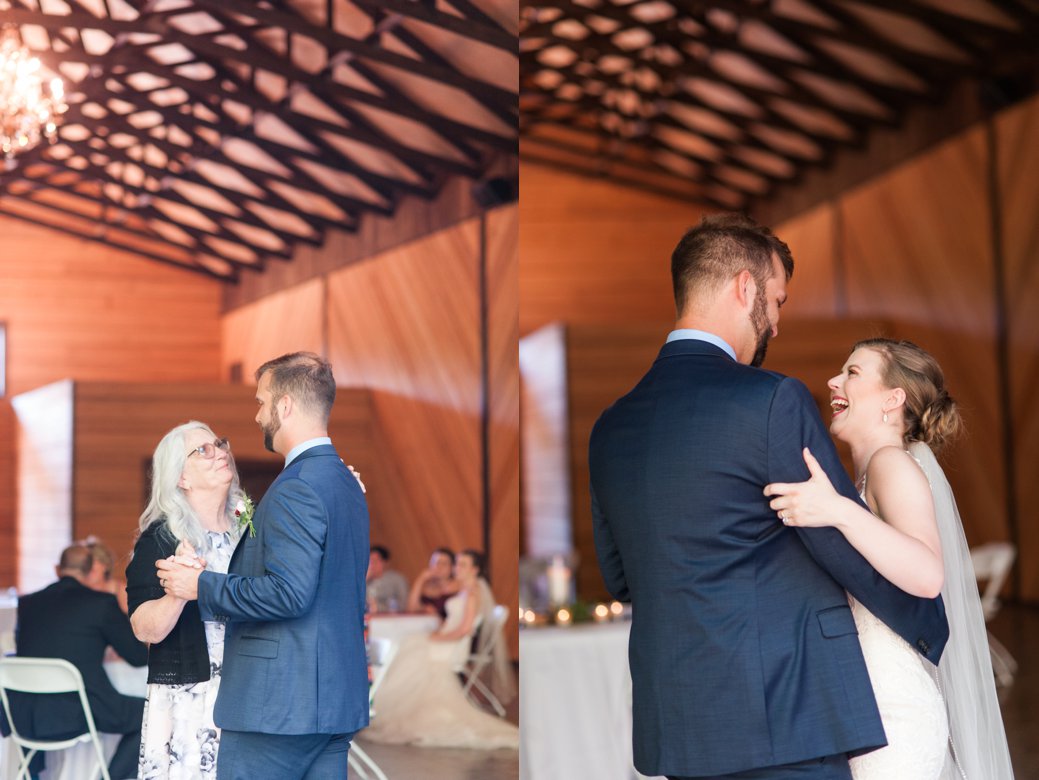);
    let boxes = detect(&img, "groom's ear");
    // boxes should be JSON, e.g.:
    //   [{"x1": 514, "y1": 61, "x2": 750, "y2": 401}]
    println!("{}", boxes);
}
[{"x1": 734, "y1": 269, "x2": 756, "y2": 308}]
